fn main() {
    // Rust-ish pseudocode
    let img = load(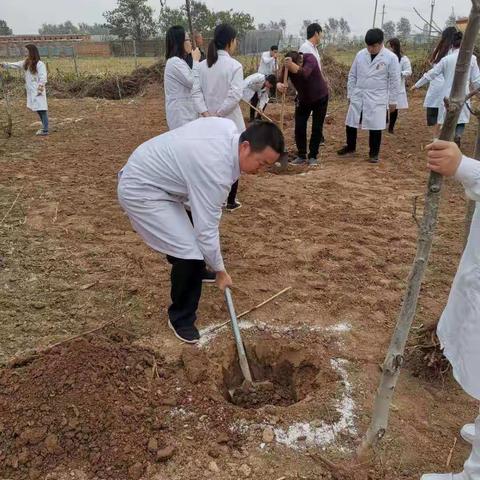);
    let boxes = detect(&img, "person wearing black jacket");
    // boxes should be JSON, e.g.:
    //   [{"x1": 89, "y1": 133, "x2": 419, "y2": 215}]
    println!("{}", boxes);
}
[{"x1": 186, "y1": 32, "x2": 206, "y2": 68}]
